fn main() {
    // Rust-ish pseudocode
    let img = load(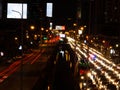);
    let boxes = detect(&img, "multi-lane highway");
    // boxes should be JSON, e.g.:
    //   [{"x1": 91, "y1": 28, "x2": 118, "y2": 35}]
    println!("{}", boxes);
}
[
  {"x1": 67, "y1": 37, "x2": 120, "y2": 90},
  {"x1": 0, "y1": 44, "x2": 55, "y2": 90},
  {"x1": 0, "y1": 36, "x2": 119, "y2": 90},
  {"x1": 0, "y1": 42, "x2": 79, "y2": 90}
]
